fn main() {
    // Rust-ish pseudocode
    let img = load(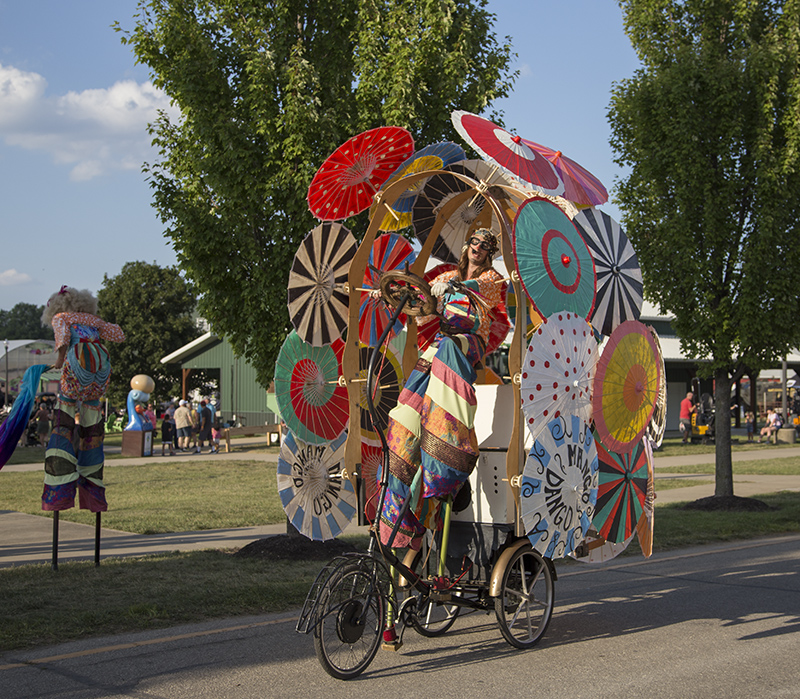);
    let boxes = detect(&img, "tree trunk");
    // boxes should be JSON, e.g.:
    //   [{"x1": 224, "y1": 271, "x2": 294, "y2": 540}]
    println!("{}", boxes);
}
[{"x1": 714, "y1": 368, "x2": 734, "y2": 497}]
